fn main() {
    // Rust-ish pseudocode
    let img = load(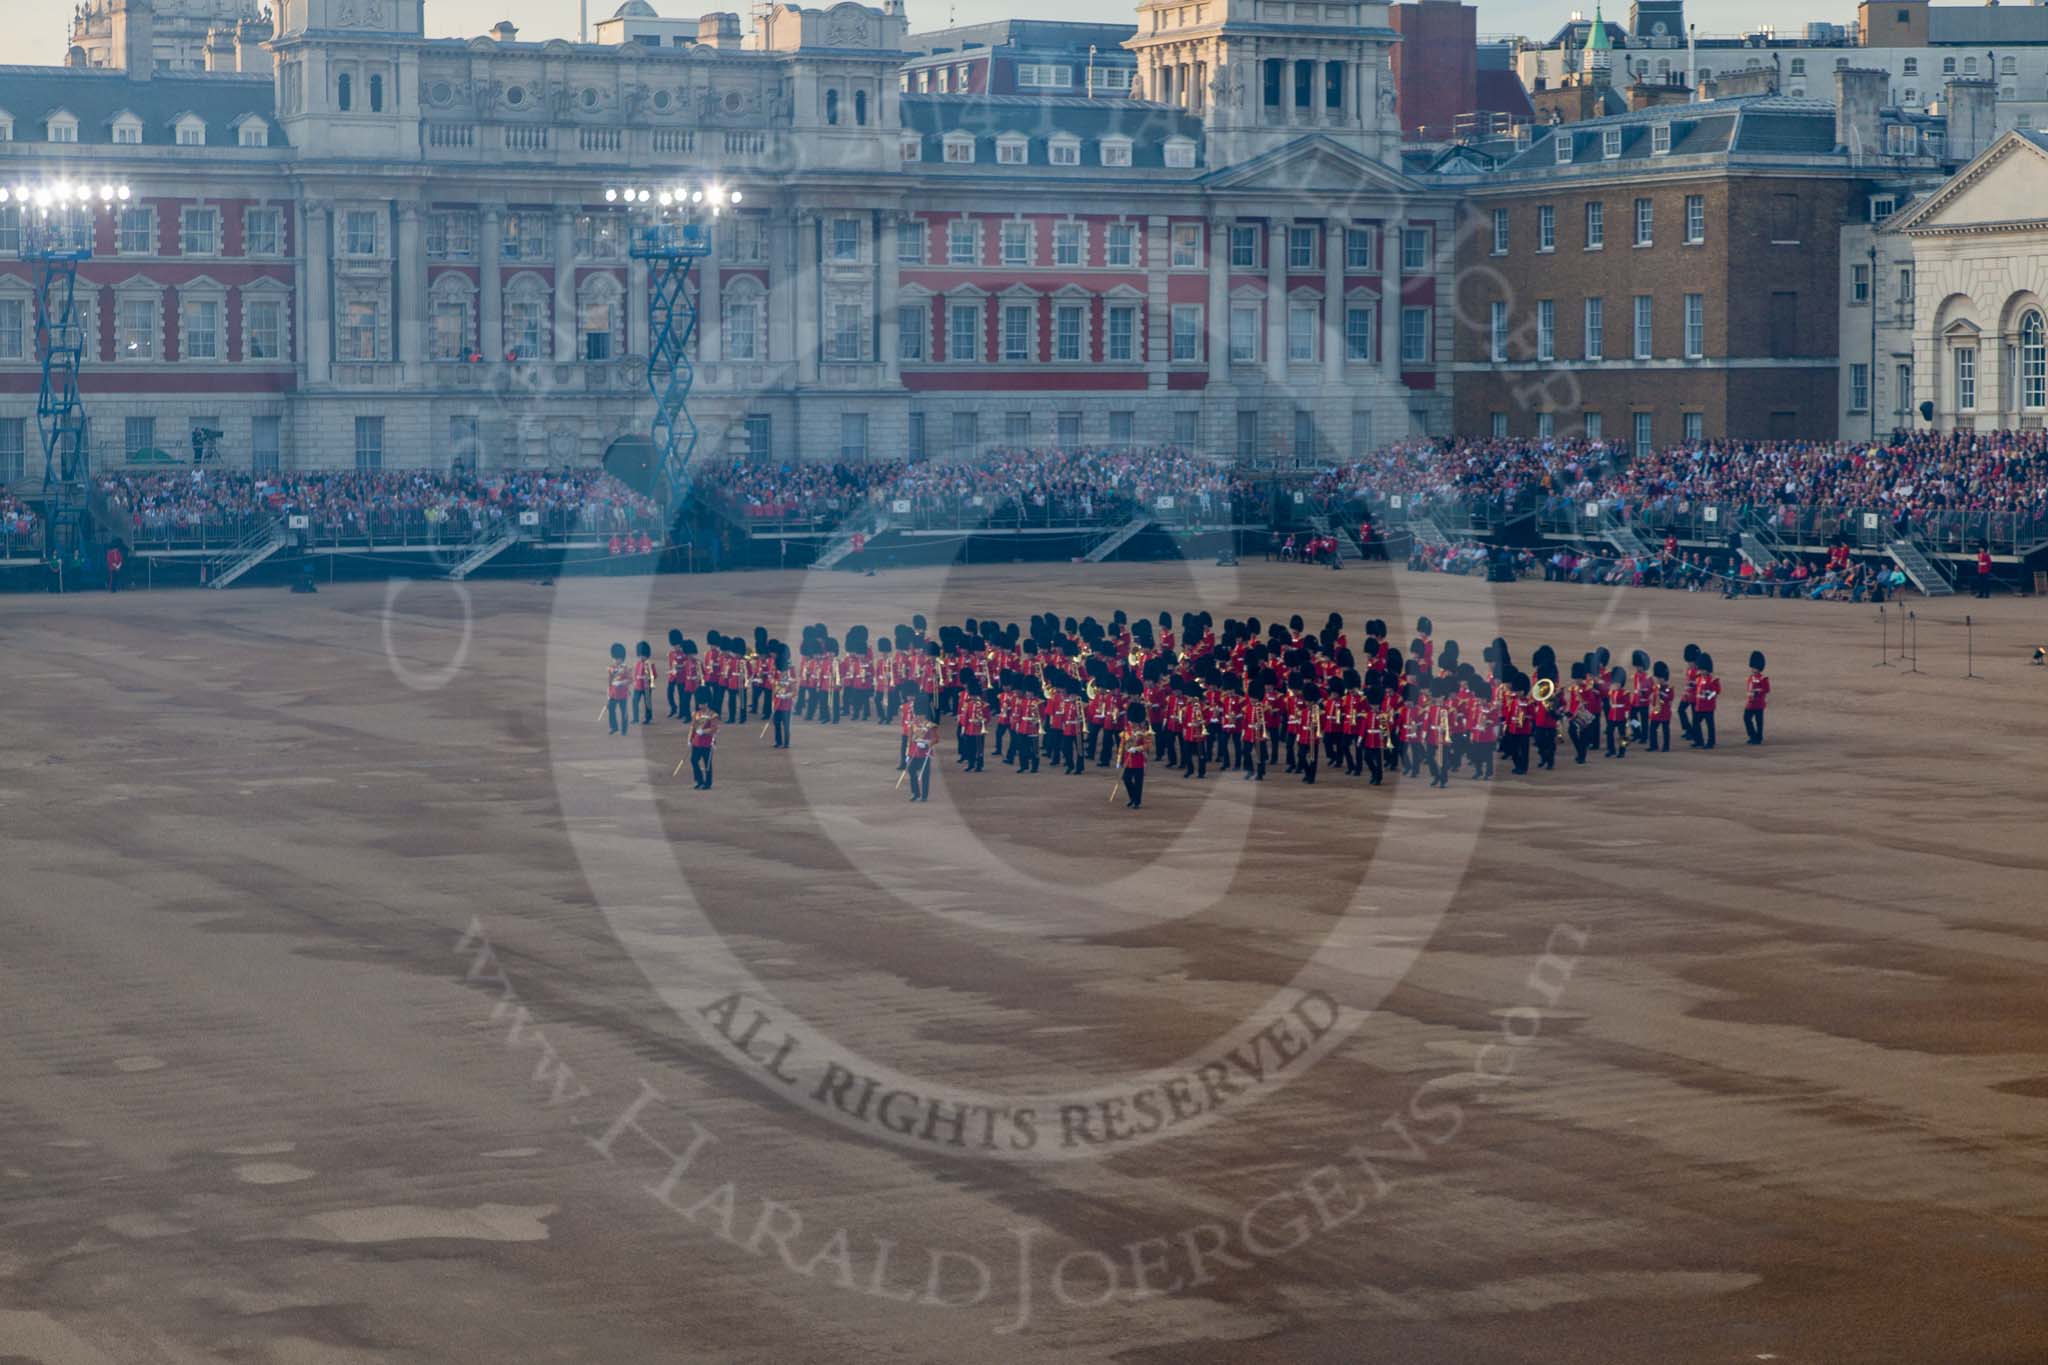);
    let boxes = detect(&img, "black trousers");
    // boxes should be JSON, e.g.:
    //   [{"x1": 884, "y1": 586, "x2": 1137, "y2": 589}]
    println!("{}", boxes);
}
[
  {"x1": 632, "y1": 690, "x2": 653, "y2": 724},
  {"x1": 1471, "y1": 740, "x2": 1497, "y2": 778},
  {"x1": 1570, "y1": 720, "x2": 1594, "y2": 763},
  {"x1": 1122, "y1": 767, "x2": 1145, "y2": 807},
  {"x1": 1509, "y1": 733, "x2": 1529, "y2": 774},
  {"x1": 963, "y1": 734, "x2": 984, "y2": 771},
  {"x1": 1649, "y1": 718, "x2": 1671, "y2": 751},
  {"x1": 1532, "y1": 730, "x2": 1556, "y2": 769},
  {"x1": 606, "y1": 698, "x2": 629, "y2": 734},
  {"x1": 690, "y1": 748, "x2": 713, "y2": 787},
  {"x1": 1604, "y1": 717, "x2": 1624, "y2": 756},
  {"x1": 1181, "y1": 742, "x2": 1206, "y2": 778},
  {"x1": 772, "y1": 711, "x2": 791, "y2": 747},
  {"x1": 908, "y1": 757, "x2": 931, "y2": 801},
  {"x1": 725, "y1": 686, "x2": 742, "y2": 723},
  {"x1": 1694, "y1": 712, "x2": 1717, "y2": 748},
  {"x1": 1744, "y1": 710, "x2": 1764, "y2": 744},
  {"x1": 1678, "y1": 701, "x2": 1696, "y2": 741},
  {"x1": 1015, "y1": 736, "x2": 1039, "y2": 772},
  {"x1": 1363, "y1": 746, "x2": 1383, "y2": 784},
  {"x1": 666, "y1": 679, "x2": 688, "y2": 716}
]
